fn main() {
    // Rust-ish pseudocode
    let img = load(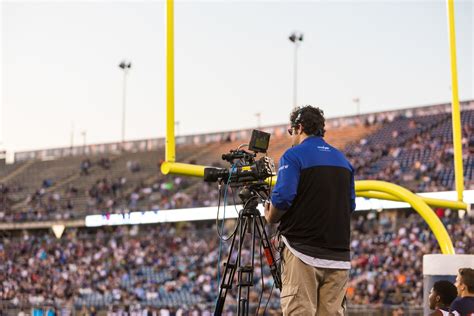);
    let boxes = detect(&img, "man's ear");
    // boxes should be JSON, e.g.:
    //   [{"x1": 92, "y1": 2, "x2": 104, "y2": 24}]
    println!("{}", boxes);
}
[{"x1": 297, "y1": 125, "x2": 303, "y2": 135}]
